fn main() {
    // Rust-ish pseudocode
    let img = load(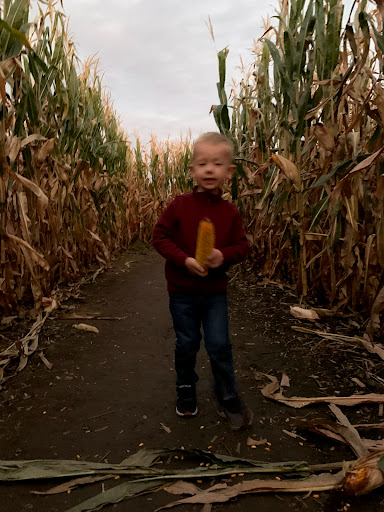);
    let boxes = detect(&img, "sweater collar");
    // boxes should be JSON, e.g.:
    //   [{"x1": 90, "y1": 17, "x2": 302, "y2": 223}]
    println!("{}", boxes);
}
[{"x1": 192, "y1": 185, "x2": 222, "y2": 204}]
